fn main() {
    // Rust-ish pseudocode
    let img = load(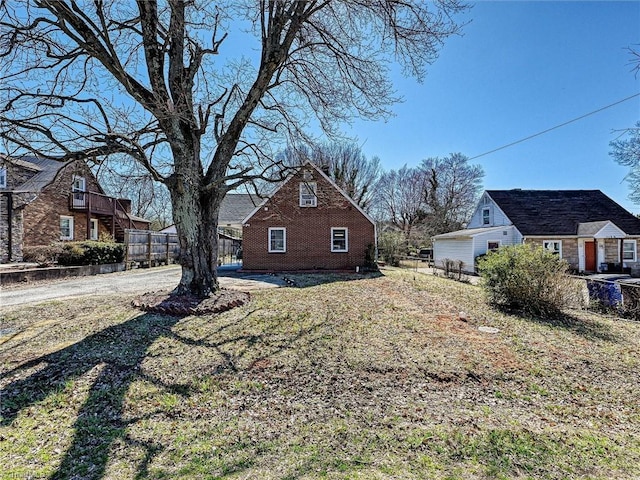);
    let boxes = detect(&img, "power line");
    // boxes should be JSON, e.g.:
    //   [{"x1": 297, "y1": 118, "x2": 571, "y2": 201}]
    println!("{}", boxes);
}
[{"x1": 469, "y1": 92, "x2": 640, "y2": 160}]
